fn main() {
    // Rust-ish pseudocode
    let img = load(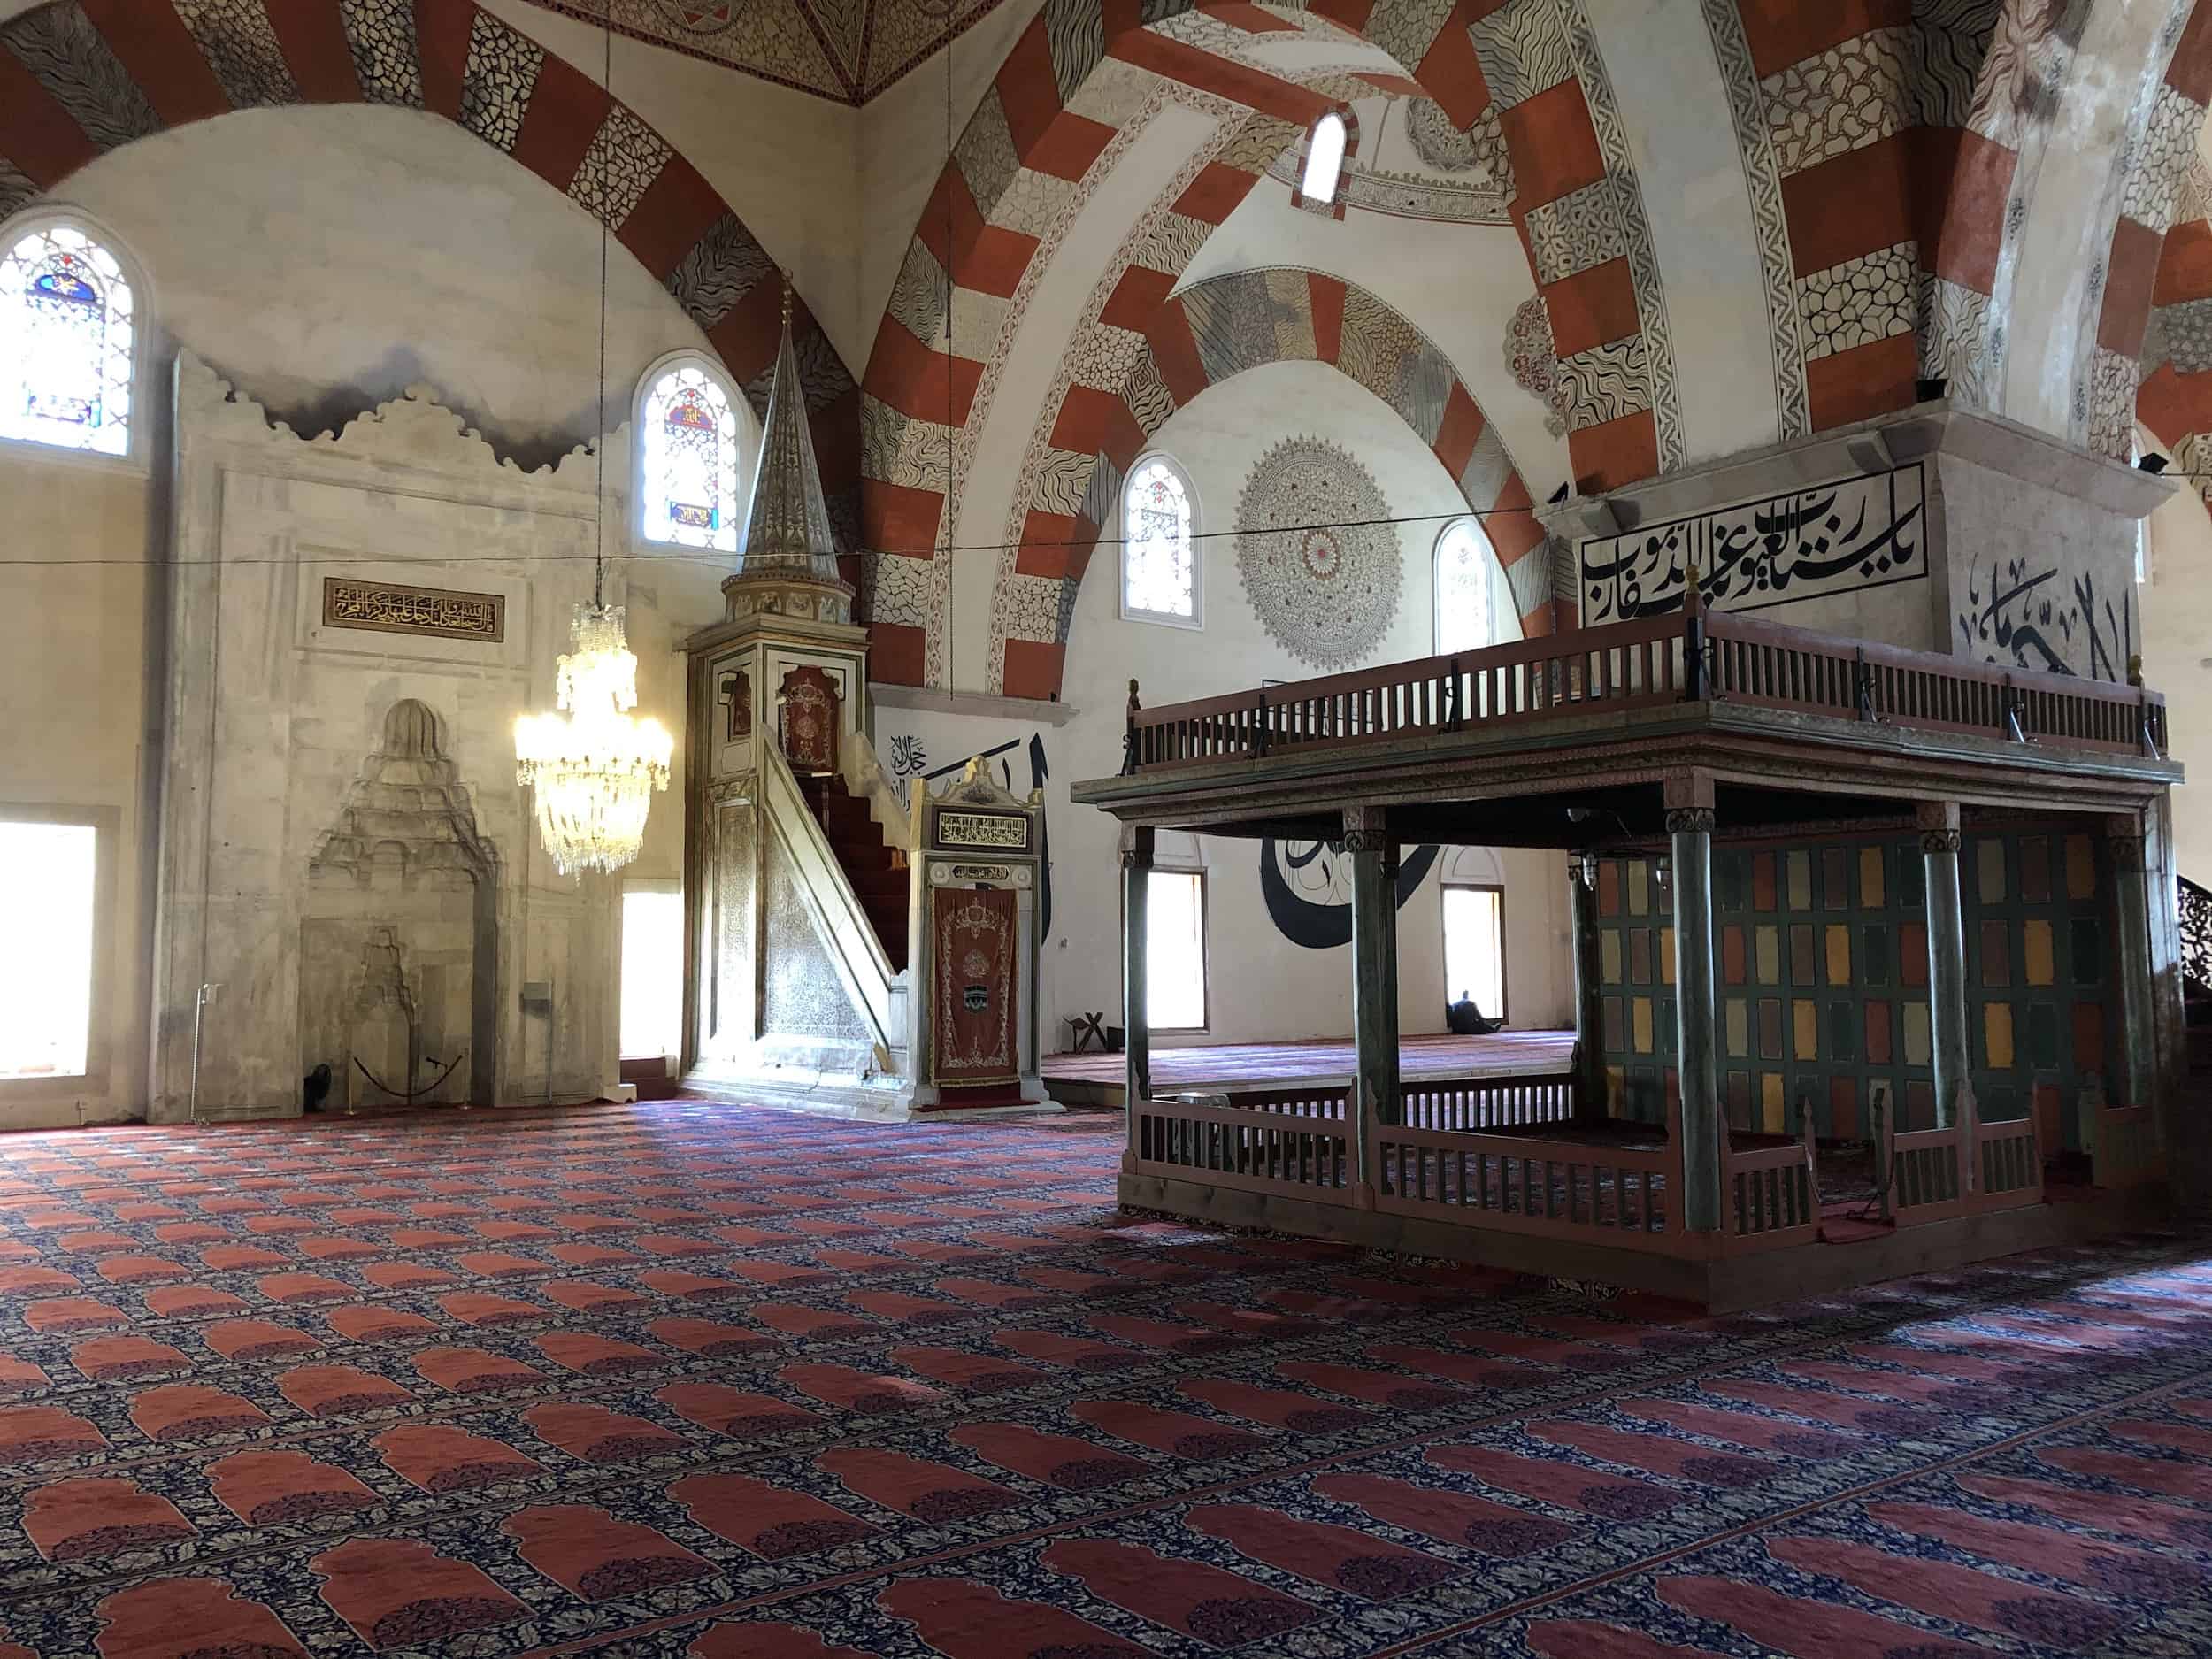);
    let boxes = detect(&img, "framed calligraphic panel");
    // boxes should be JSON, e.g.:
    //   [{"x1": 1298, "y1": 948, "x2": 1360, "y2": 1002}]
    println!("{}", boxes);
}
[
  {"x1": 935, "y1": 810, "x2": 1030, "y2": 852},
  {"x1": 1579, "y1": 464, "x2": 1926, "y2": 626},
  {"x1": 777, "y1": 664, "x2": 840, "y2": 775},
  {"x1": 930, "y1": 887, "x2": 1019, "y2": 1087},
  {"x1": 321, "y1": 577, "x2": 505, "y2": 643}
]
